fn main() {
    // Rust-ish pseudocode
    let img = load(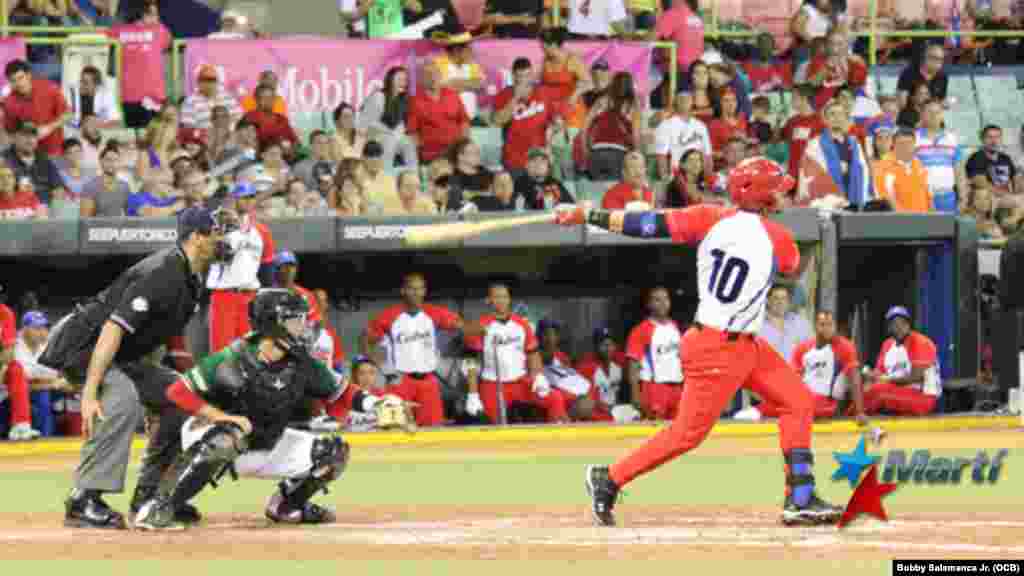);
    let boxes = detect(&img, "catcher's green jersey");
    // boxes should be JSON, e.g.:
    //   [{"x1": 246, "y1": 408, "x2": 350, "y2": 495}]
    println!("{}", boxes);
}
[
  {"x1": 184, "y1": 340, "x2": 343, "y2": 449},
  {"x1": 367, "y1": 0, "x2": 403, "y2": 38}
]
